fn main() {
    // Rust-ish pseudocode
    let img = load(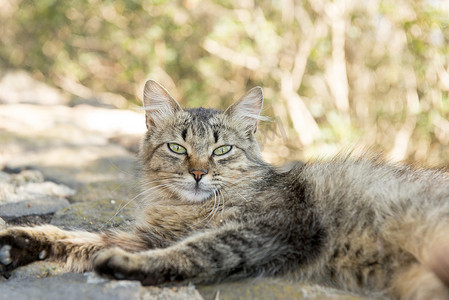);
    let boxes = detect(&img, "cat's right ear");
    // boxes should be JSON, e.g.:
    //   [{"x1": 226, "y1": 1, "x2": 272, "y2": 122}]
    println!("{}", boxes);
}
[
  {"x1": 225, "y1": 86, "x2": 264, "y2": 134},
  {"x1": 143, "y1": 80, "x2": 181, "y2": 129}
]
